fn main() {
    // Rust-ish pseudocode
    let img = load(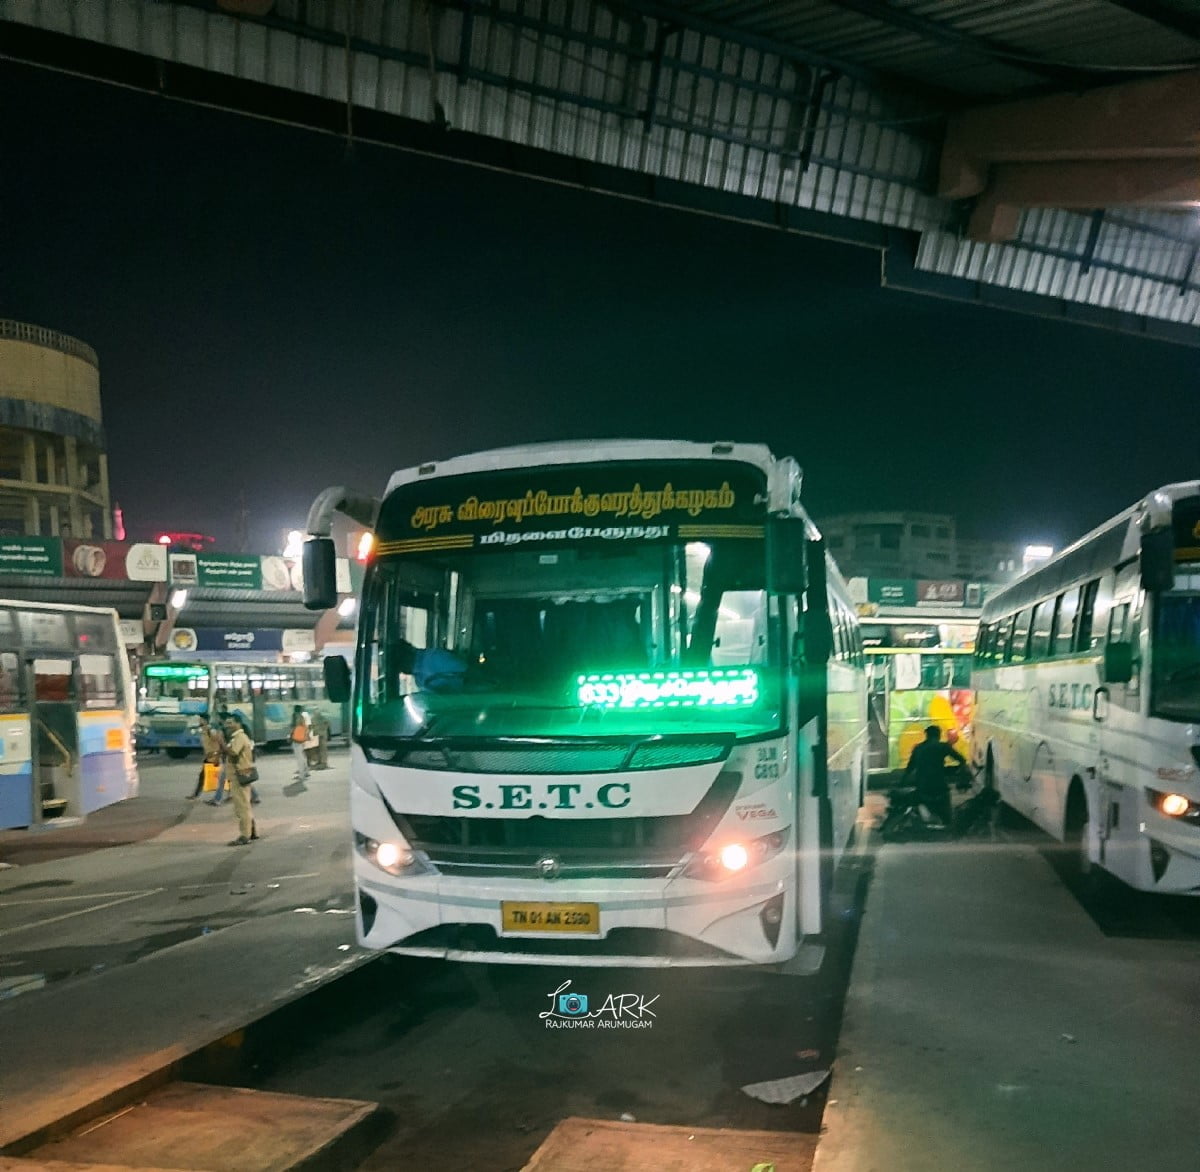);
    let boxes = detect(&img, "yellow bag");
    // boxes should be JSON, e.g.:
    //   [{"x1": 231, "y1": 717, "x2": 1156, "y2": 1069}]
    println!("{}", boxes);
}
[{"x1": 202, "y1": 762, "x2": 220, "y2": 792}]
